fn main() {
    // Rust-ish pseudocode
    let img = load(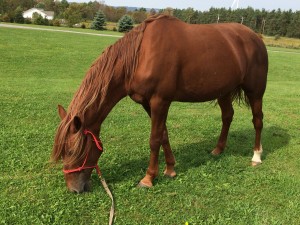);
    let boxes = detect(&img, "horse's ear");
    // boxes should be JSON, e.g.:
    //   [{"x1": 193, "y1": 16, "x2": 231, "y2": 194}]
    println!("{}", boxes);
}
[
  {"x1": 70, "y1": 116, "x2": 82, "y2": 133},
  {"x1": 57, "y1": 105, "x2": 67, "y2": 120}
]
